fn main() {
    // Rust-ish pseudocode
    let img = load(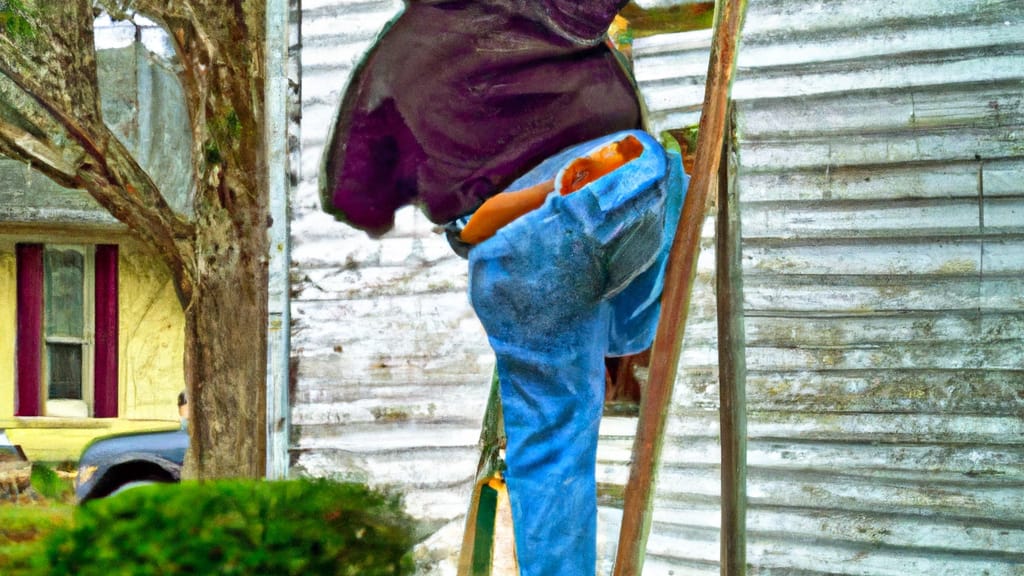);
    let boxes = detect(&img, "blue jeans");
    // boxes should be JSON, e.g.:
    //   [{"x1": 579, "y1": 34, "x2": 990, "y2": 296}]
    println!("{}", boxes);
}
[{"x1": 468, "y1": 130, "x2": 686, "y2": 575}]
